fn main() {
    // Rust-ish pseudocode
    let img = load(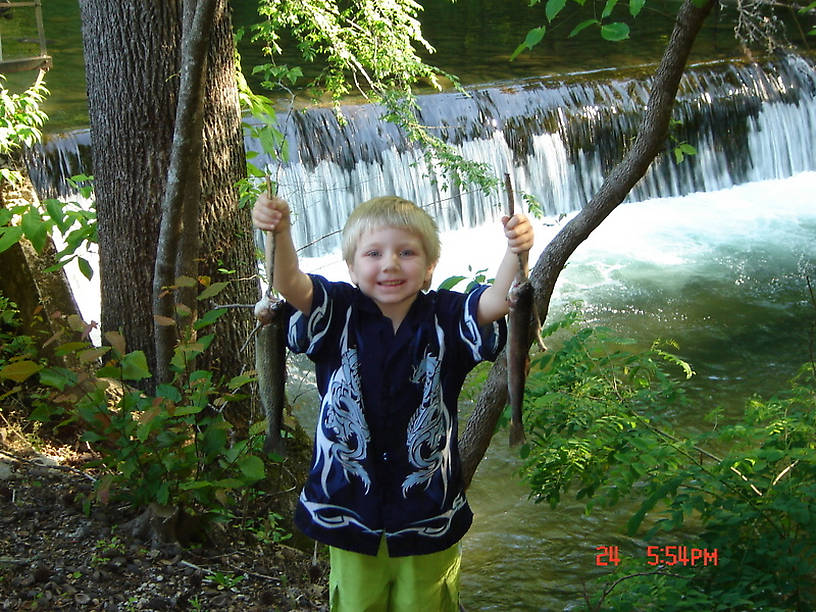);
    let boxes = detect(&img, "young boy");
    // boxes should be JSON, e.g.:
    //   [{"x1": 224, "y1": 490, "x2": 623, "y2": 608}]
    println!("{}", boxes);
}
[{"x1": 252, "y1": 194, "x2": 534, "y2": 611}]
